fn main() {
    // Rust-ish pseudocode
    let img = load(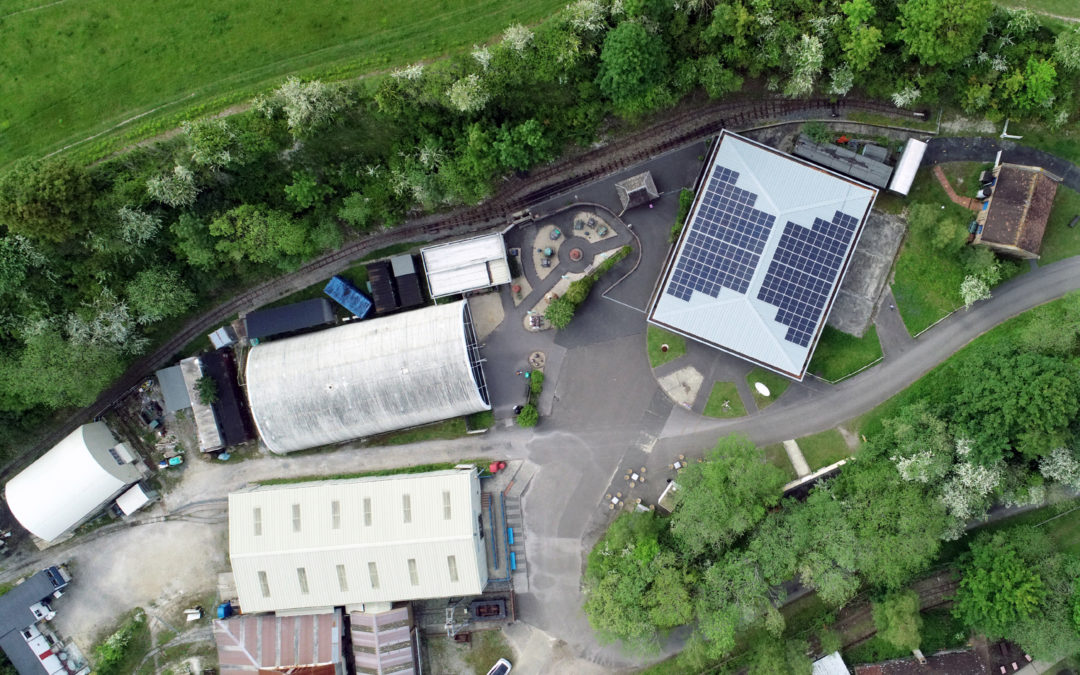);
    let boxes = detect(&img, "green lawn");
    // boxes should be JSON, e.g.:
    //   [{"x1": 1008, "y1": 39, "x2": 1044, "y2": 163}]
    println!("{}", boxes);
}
[
  {"x1": 1037, "y1": 187, "x2": 1080, "y2": 264},
  {"x1": 463, "y1": 630, "x2": 515, "y2": 675},
  {"x1": 761, "y1": 443, "x2": 798, "y2": 482},
  {"x1": 0, "y1": 0, "x2": 563, "y2": 165},
  {"x1": 796, "y1": 429, "x2": 850, "y2": 471},
  {"x1": 889, "y1": 169, "x2": 969, "y2": 336},
  {"x1": 702, "y1": 381, "x2": 747, "y2": 418},
  {"x1": 647, "y1": 326, "x2": 687, "y2": 368},
  {"x1": 745, "y1": 367, "x2": 790, "y2": 409},
  {"x1": 808, "y1": 325, "x2": 883, "y2": 381}
]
